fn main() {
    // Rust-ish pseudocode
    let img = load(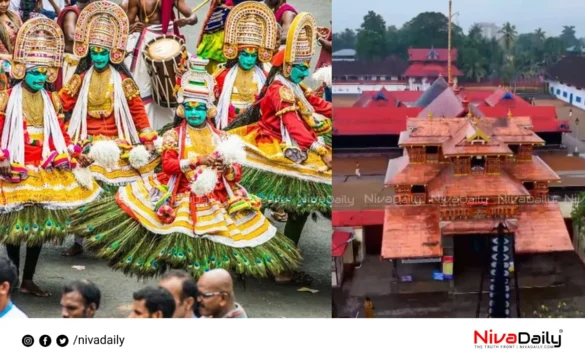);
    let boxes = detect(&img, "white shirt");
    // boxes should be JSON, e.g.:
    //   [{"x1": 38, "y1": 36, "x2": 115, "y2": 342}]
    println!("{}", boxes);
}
[
  {"x1": 9, "y1": 0, "x2": 19, "y2": 12},
  {"x1": 42, "y1": 0, "x2": 66, "y2": 12},
  {"x1": 0, "y1": 301, "x2": 28, "y2": 319}
]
